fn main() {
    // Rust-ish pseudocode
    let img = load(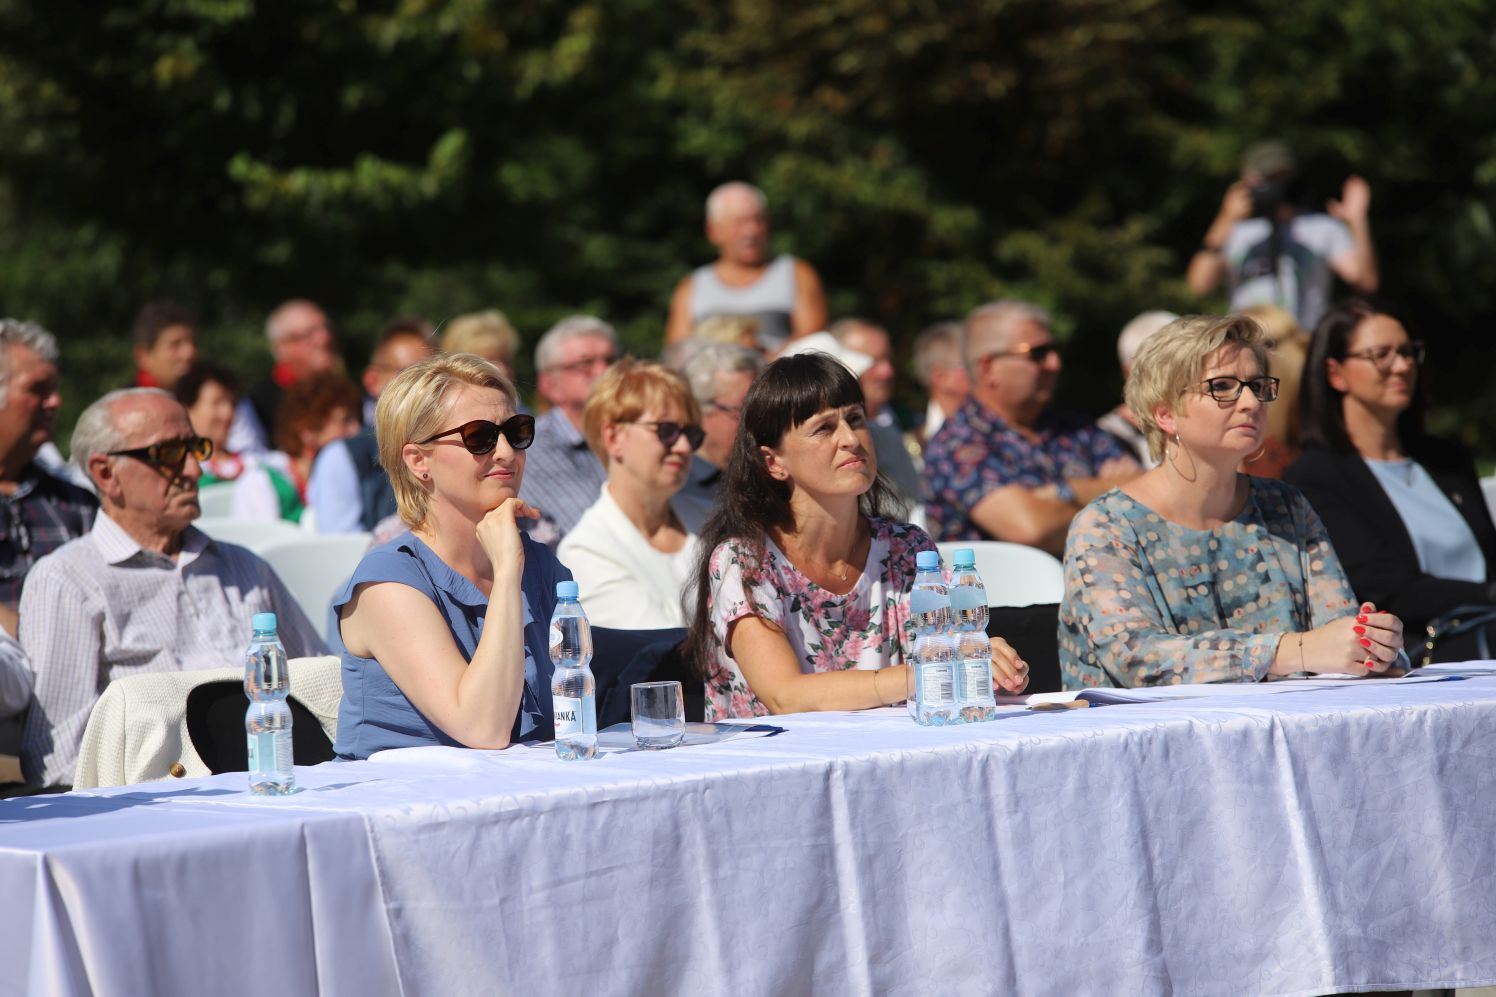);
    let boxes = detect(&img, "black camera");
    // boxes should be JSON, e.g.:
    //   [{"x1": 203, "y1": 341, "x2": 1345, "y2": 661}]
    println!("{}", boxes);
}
[{"x1": 1250, "y1": 179, "x2": 1289, "y2": 219}]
